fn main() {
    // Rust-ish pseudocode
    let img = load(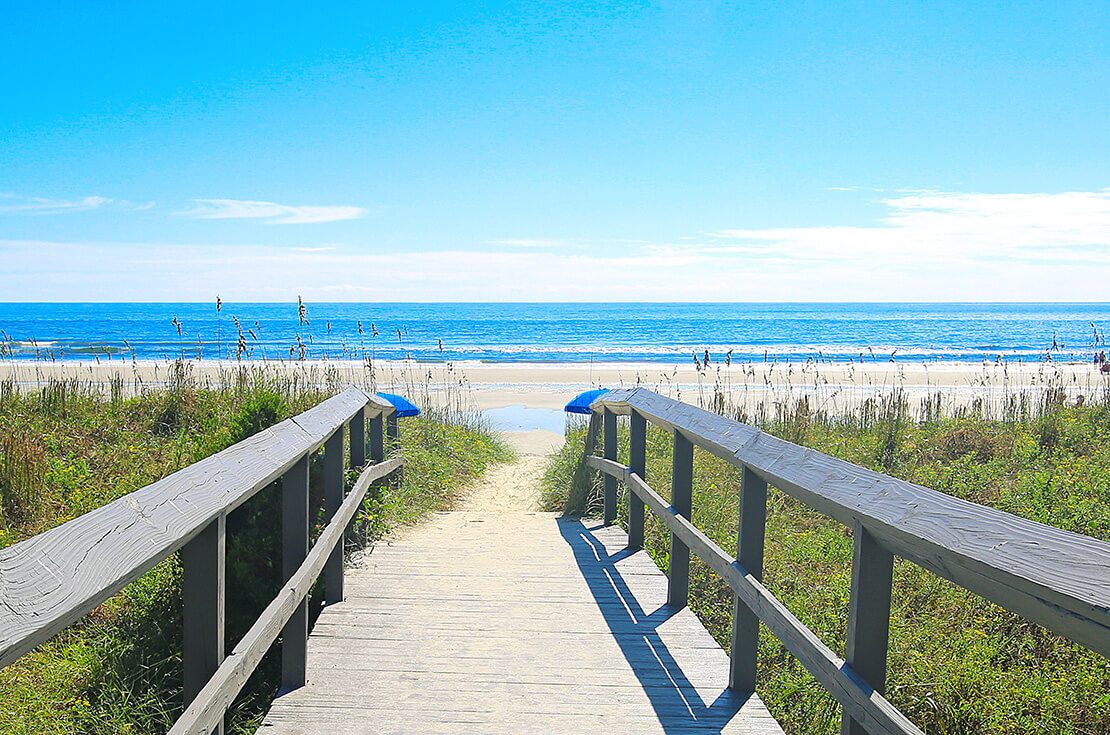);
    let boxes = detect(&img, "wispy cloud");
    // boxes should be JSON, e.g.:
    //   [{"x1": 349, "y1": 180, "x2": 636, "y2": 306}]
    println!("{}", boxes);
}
[
  {"x1": 2, "y1": 189, "x2": 1107, "y2": 301},
  {"x1": 704, "y1": 189, "x2": 1110, "y2": 268},
  {"x1": 0, "y1": 194, "x2": 113, "y2": 215},
  {"x1": 487, "y1": 238, "x2": 564, "y2": 249},
  {"x1": 184, "y1": 198, "x2": 366, "y2": 224}
]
